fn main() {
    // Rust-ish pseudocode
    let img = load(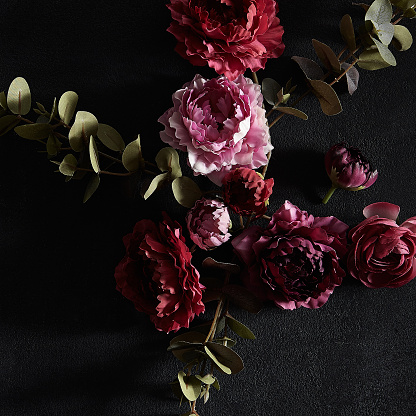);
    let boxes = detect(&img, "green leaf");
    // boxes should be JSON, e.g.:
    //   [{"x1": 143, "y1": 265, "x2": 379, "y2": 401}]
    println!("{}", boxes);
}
[
  {"x1": 222, "y1": 284, "x2": 263, "y2": 314},
  {"x1": 49, "y1": 97, "x2": 58, "y2": 123},
  {"x1": 170, "y1": 331, "x2": 207, "y2": 346},
  {"x1": 392, "y1": 25, "x2": 413, "y2": 51},
  {"x1": 14, "y1": 123, "x2": 52, "y2": 140},
  {"x1": 205, "y1": 342, "x2": 244, "y2": 374},
  {"x1": 0, "y1": 115, "x2": 20, "y2": 136},
  {"x1": 275, "y1": 106, "x2": 308, "y2": 120},
  {"x1": 292, "y1": 56, "x2": 324, "y2": 80},
  {"x1": 178, "y1": 371, "x2": 202, "y2": 402},
  {"x1": 68, "y1": 111, "x2": 98, "y2": 152},
  {"x1": 261, "y1": 78, "x2": 281, "y2": 106},
  {"x1": 97, "y1": 123, "x2": 125, "y2": 152},
  {"x1": 0, "y1": 91, "x2": 7, "y2": 110},
  {"x1": 312, "y1": 39, "x2": 342, "y2": 73},
  {"x1": 226, "y1": 315, "x2": 256, "y2": 340},
  {"x1": 340, "y1": 14, "x2": 357, "y2": 52},
  {"x1": 46, "y1": 133, "x2": 61, "y2": 157},
  {"x1": 83, "y1": 174, "x2": 100, "y2": 203},
  {"x1": 89, "y1": 136, "x2": 100, "y2": 173},
  {"x1": 365, "y1": 0, "x2": 392, "y2": 24},
  {"x1": 155, "y1": 147, "x2": 182, "y2": 179},
  {"x1": 372, "y1": 38, "x2": 397, "y2": 65},
  {"x1": 195, "y1": 374, "x2": 216, "y2": 385},
  {"x1": 58, "y1": 91, "x2": 78, "y2": 125},
  {"x1": 172, "y1": 176, "x2": 203, "y2": 208},
  {"x1": 7, "y1": 77, "x2": 31, "y2": 115},
  {"x1": 203, "y1": 346, "x2": 231, "y2": 375},
  {"x1": 359, "y1": 22, "x2": 376, "y2": 48},
  {"x1": 122, "y1": 135, "x2": 144, "y2": 172},
  {"x1": 144, "y1": 172, "x2": 169, "y2": 200},
  {"x1": 371, "y1": 21, "x2": 395, "y2": 45},
  {"x1": 358, "y1": 47, "x2": 392, "y2": 70},
  {"x1": 308, "y1": 79, "x2": 342, "y2": 116},
  {"x1": 59, "y1": 154, "x2": 78, "y2": 176},
  {"x1": 212, "y1": 378, "x2": 220, "y2": 391}
]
